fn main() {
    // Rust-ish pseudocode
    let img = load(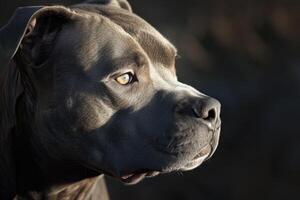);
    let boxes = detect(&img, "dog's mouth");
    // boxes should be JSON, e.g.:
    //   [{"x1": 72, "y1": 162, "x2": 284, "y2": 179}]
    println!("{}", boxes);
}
[
  {"x1": 119, "y1": 144, "x2": 213, "y2": 184},
  {"x1": 181, "y1": 129, "x2": 221, "y2": 170},
  {"x1": 180, "y1": 144, "x2": 212, "y2": 171},
  {"x1": 120, "y1": 171, "x2": 160, "y2": 184},
  {"x1": 105, "y1": 127, "x2": 221, "y2": 185}
]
